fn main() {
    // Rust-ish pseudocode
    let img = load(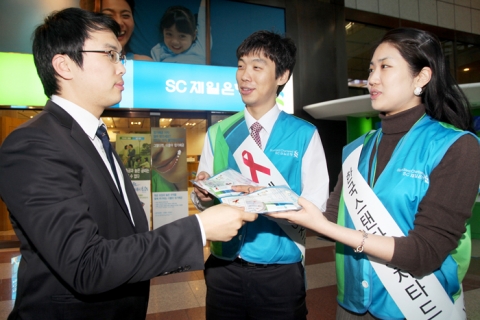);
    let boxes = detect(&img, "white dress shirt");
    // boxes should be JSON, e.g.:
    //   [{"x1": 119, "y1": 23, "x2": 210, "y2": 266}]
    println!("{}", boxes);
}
[
  {"x1": 51, "y1": 95, "x2": 135, "y2": 225},
  {"x1": 50, "y1": 96, "x2": 210, "y2": 241}
]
